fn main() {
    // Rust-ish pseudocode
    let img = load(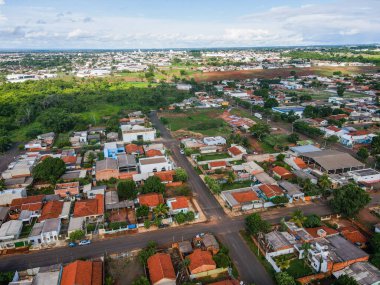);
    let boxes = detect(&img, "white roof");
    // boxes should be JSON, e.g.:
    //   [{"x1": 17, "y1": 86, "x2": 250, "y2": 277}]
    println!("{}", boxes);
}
[
  {"x1": 68, "y1": 217, "x2": 84, "y2": 233},
  {"x1": 0, "y1": 220, "x2": 22, "y2": 238}
]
